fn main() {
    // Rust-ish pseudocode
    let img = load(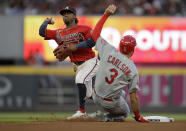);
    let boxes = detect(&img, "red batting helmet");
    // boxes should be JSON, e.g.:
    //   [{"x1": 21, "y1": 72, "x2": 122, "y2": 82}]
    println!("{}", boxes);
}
[{"x1": 119, "y1": 35, "x2": 136, "y2": 54}]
